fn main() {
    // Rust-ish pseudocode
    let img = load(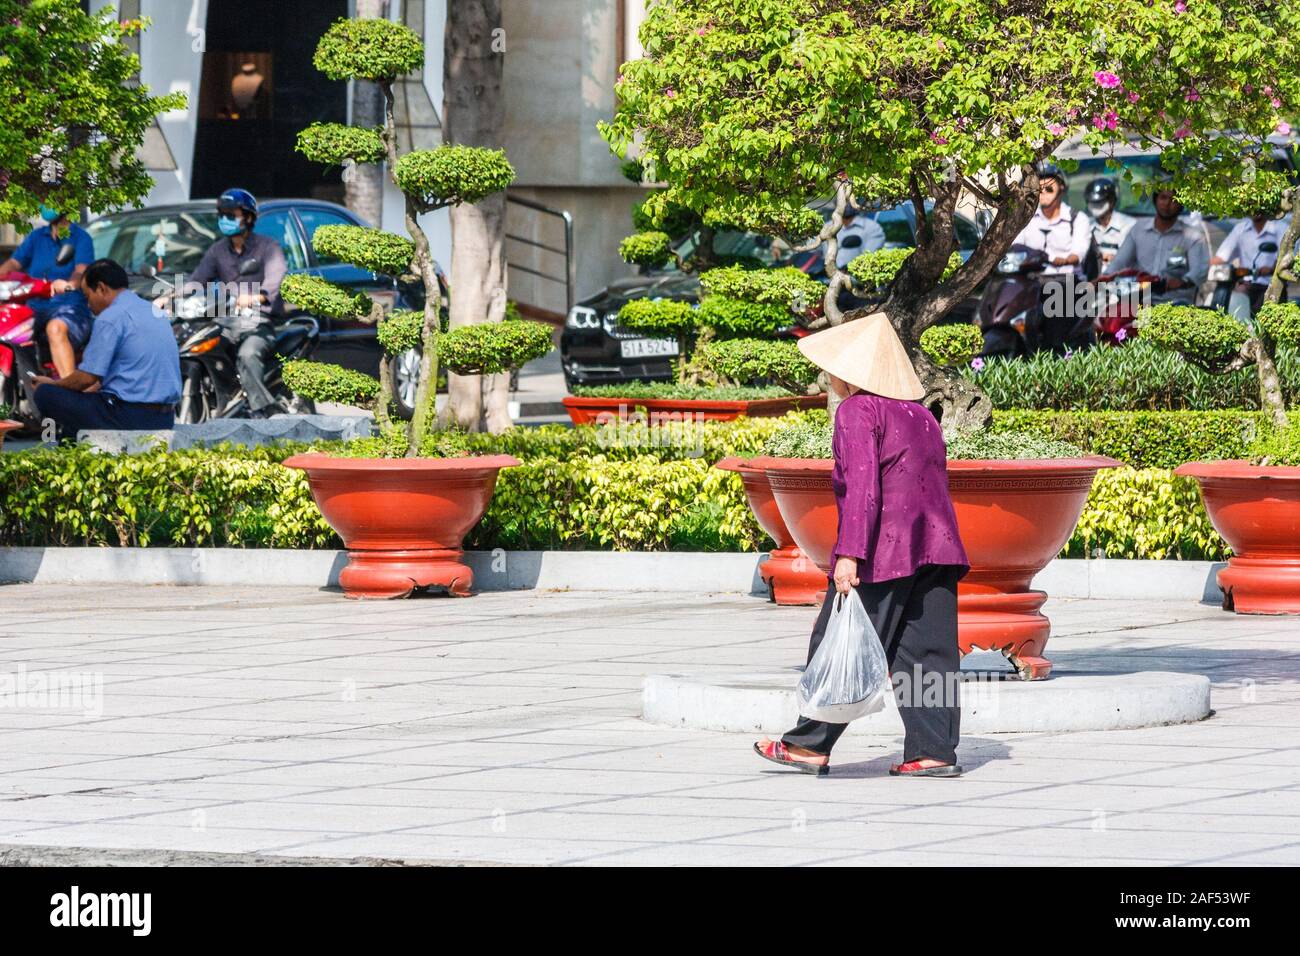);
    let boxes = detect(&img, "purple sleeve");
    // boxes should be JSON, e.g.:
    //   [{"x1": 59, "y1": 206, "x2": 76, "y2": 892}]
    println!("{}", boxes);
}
[{"x1": 832, "y1": 397, "x2": 882, "y2": 565}]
